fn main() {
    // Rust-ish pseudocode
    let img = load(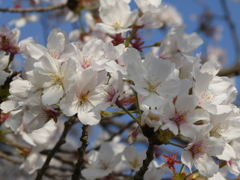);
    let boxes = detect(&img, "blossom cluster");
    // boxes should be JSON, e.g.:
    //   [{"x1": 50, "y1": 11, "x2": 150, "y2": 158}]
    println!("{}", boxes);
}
[{"x1": 0, "y1": 0, "x2": 240, "y2": 179}]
